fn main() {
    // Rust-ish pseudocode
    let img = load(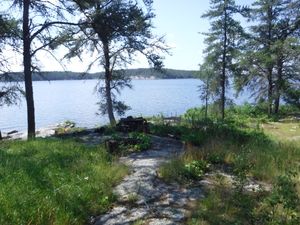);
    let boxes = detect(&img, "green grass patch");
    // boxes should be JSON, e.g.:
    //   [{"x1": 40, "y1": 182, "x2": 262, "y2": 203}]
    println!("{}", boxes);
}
[{"x1": 0, "y1": 138, "x2": 127, "y2": 225}]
